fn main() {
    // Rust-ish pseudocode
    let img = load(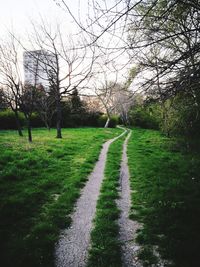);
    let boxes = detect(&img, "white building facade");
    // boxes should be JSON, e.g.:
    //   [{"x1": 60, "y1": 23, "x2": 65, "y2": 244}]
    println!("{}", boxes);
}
[{"x1": 23, "y1": 50, "x2": 56, "y2": 90}]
